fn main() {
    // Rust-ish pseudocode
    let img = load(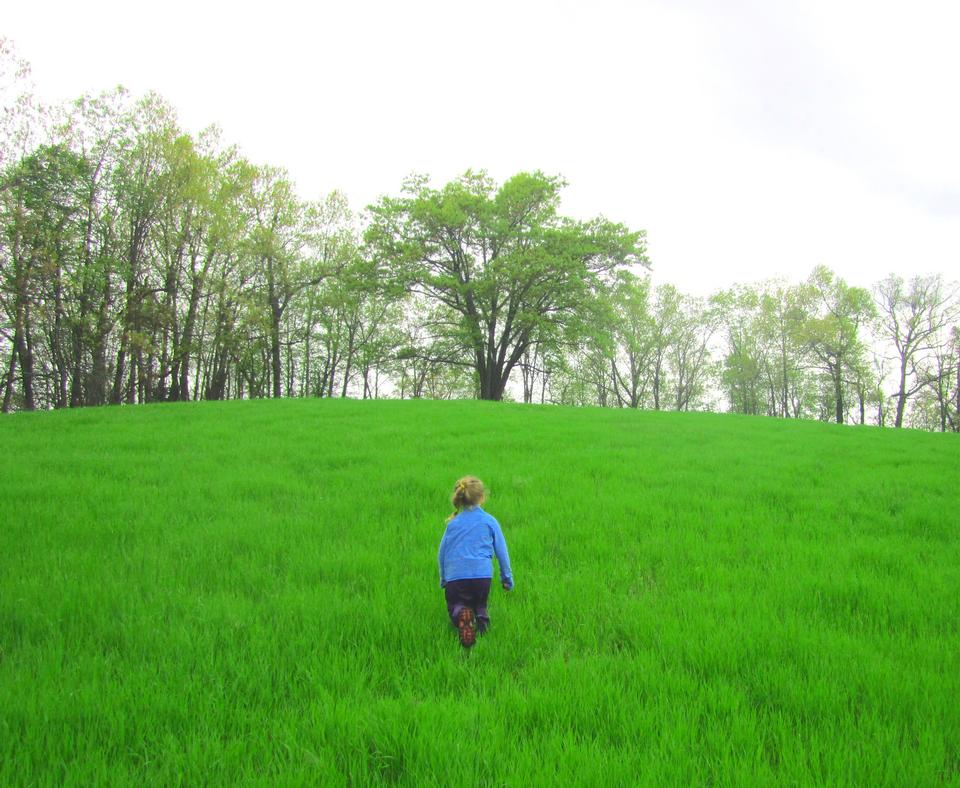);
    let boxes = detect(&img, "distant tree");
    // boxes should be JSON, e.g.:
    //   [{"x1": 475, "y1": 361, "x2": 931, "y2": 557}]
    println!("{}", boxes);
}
[
  {"x1": 518, "y1": 339, "x2": 560, "y2": 405},
  {"x1": 714, "y1": 286, "x2": 760, "y2": 415},
  {"x1": 1, "y1": 144, "x2": 90, "y2": 411},
  {"x1": 304, "y1": 255, "x2": 397, "y2": 398},
  {"x1": 197, "y1": 155, "x2": 259, "y2": 401},
  {"x1": 608, "y1": 273, "x2": 656, "y2": 409},
  {"x1": 869, "y1": 352, "x2": 893, "y2": 427},
  {"x1": 245, "y1": 177, "x2": 353, "y2": 398},
  {"x1": 847, "y1": 352, "x2": 879, "y2": 425},
  {"x1": 151, "y1": 128, "x2": 228, "y2": 403},
  {"x1": 106, "y1": 93, "x2": 181, "y2": 405},
  {"x1": 756, "y1": 282, "x2": 807, "y2": 418},
  {"x1": 0, "y1": 37, "x2": 40, "y2": 172},
  {"x1": 353, "y1": 296, "x2": 403, "y2": 400},
  {"x1": 644, "y1": 284, "x2": 683, "y2": 411},
  {"x1": 392, "y1": 301, "x2": 474, "y2": 399},
  {"x1": 0, "y1": 43, "x2": 48, "y2": 412},
  {"x1": 796, "y1": 266, "x2": 875, "y2": 424},
  {"x1": 547, "y1": 349, "x2": 605, "y2": 408},
  {"x1": 715, "y1": 281, "x2": 808, "y2": 419},
  {"x1": 245, "y1": 166, "x2": 305, "y2": 398},
  {"x1": 873, "y1": 273, "x2": 959, "y2": 428},
  {"x1": 578, "y1": 334, "x2": 617, "y2": 408},
  {"x1": 366, "y1": 170, "x2": 647, "y2": 401},
  {"x1": 668, "y1": 293, "x2": 718, "y2": 411},
  {"x1": 59, "y1": 88, "x2": 132, "y2": 407},
  {"x1": 916, "y1": 324, "x2": 959, "y2": 432}
]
